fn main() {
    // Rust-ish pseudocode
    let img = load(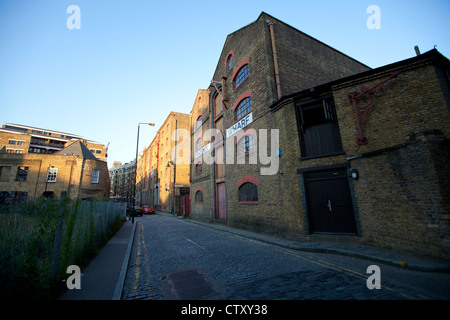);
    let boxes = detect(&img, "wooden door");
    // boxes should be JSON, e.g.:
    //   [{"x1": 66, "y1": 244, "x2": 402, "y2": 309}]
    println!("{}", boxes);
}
[{"x1": 304, "y1": 168, "x2": 357, "y2": 235}]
